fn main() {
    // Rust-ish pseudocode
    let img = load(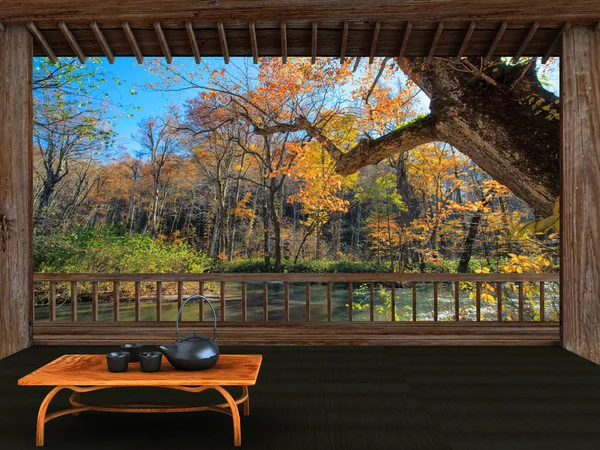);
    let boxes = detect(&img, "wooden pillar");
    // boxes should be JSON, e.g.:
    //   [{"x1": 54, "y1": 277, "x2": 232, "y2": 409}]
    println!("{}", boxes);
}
[
  {"x1": 562, "y1": 26, "x2": 600, "y2": 365},
  {"x1": 0, "y1": 25, "x2": 33, "y2": 359}
]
